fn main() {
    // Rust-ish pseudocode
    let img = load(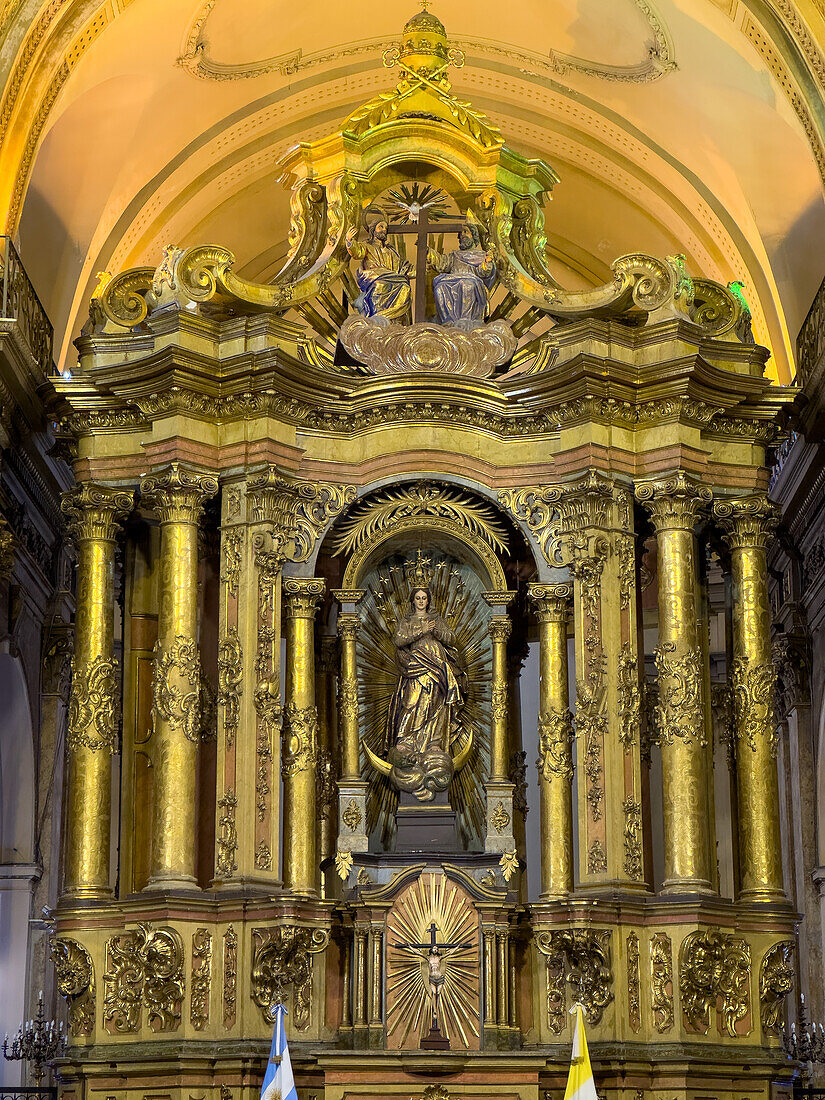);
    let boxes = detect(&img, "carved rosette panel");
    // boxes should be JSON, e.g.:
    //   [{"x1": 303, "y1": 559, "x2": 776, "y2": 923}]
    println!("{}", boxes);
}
[
  {"x1": 251, "y1": 925, "x2": 330, "y2": 1029},
  {"x1": 190, "y1": 929, "x2": 212, "y2": 1031},
  {"x1": 627, "y1": 932, "x2": 641, "y2": 1033},
  {"x1": 223, "y1": 926, "x2": 238, "y2": 1030},
  {"x1": 51, "y1": 938, "x2": 95, "y2": 1036},
  {"x1": 152, "y1": 635, "x2": 201, "y2": 742},
  {"x1": 103, "y1": 923, "x2": 184, "y2": 1034},
  {"x1": 760, "y1": 940, "x2": 794, "y2": 1035},
  {"x1": 217, "y1": 627, "x2": 243, "y2": 748},
  {"x1": 536, "y1": 928, "x2": 614, "y2": 1030},
  {"x1": 679, "y1": 930, "x2": 751, "y2": 1038},
  {"x1": 67, "y1": 654, "x2": 120, "y2": 752},
  {"x1": 650, "y1": 932, "x2": 674, "y2": 1033}
]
